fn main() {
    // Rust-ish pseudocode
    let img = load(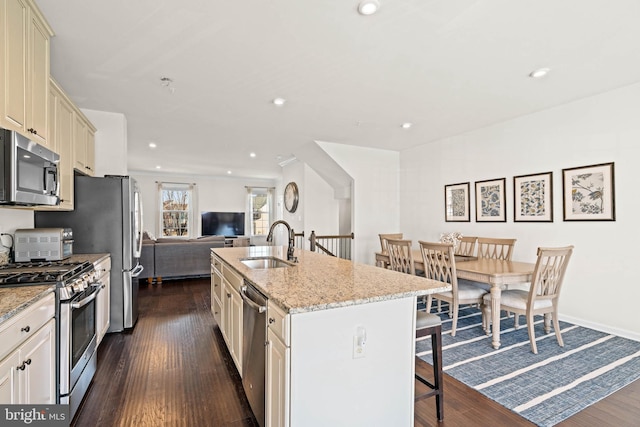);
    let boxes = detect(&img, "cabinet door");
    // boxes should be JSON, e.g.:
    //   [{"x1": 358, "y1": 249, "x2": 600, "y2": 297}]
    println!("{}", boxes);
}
[
  {"x1": 266, "y1": 331, "x2": 290, "y2": 427},
  {"x1": 26, "y1": 10, "x2": 49, "y2": 146},
  {"x1": 230, "y1": 286, "x2": 243, "y2": 375},
  {"x1": 56, "y1": 93, "x2": 75, "y2": 209},
  {"x1": 96, "y1": 273, "x2": 110, "y2": 345},
  {"x1": 20, "y1": 318, "x2": 55, "y2": 404},
  {"x1": 0, "y1": 351, "x2": 20, "y2": 404},
  {"x1": 85, "y1": 128, "x2": 95, "y2": 175},
  {"x1": 1, "y1": 0, "x2": 28, "y2": 131},
  {"x1": 73, "y1": 114, "x2": 87, "y2": 172}
]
